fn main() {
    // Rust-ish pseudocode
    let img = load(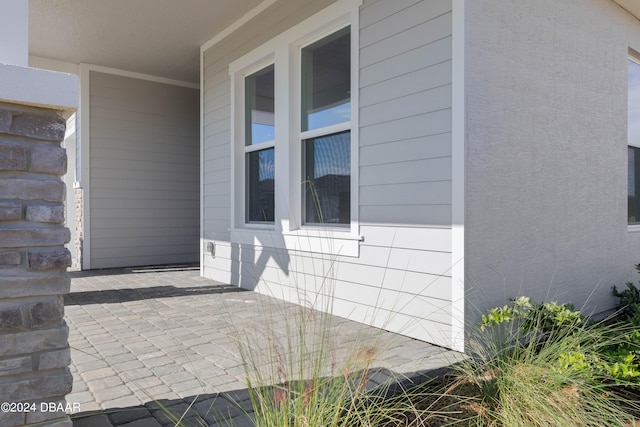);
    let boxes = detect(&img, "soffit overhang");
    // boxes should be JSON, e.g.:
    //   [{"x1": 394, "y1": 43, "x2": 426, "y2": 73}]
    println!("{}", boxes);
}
[{"x1": 28, "y1": 0, "x2": 265, "y2": 83}]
